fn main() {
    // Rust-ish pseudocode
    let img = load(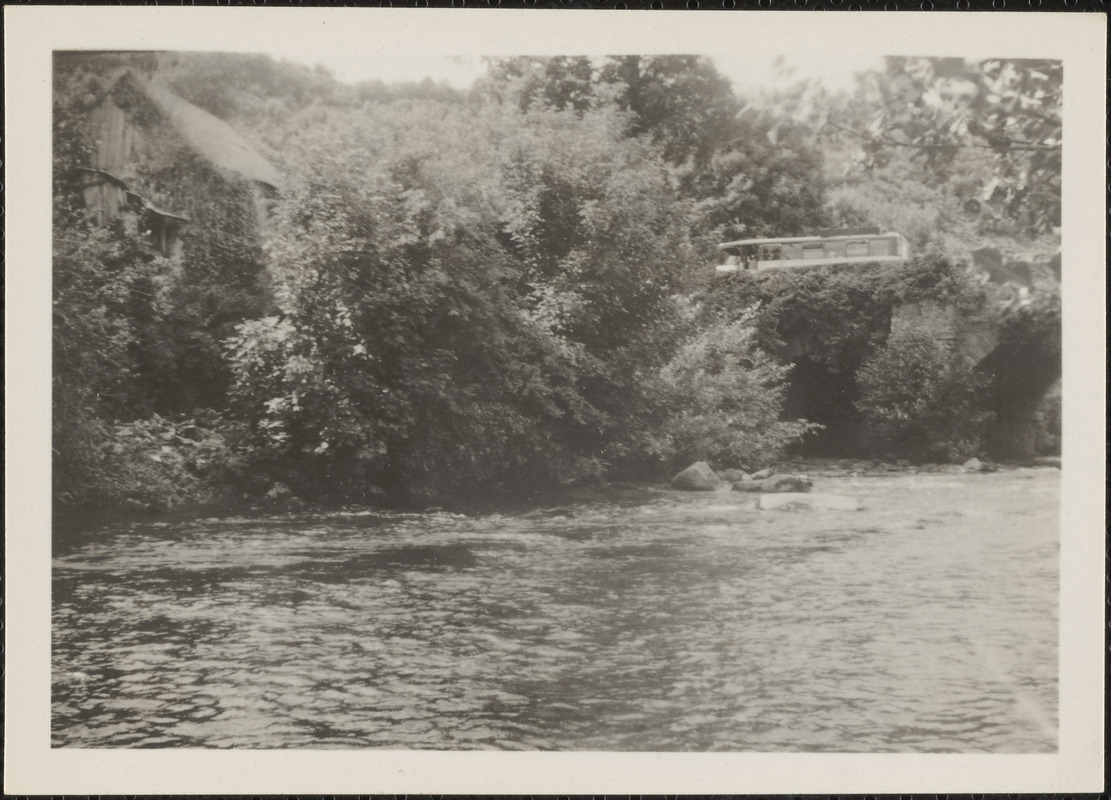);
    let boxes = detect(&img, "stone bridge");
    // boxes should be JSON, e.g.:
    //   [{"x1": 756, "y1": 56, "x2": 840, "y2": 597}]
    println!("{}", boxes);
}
[{"x1": 890, "y1": 248, "x2": 1061, "y2": 460}]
